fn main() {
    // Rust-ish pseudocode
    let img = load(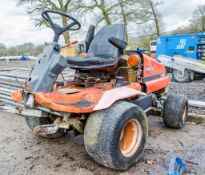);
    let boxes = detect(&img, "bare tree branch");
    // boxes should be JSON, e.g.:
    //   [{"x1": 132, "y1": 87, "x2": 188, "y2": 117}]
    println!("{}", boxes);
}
[{"x1": 17, "y1": 0, "x2": 75, "y2": 43}]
